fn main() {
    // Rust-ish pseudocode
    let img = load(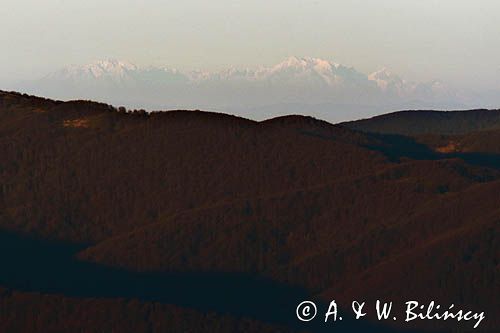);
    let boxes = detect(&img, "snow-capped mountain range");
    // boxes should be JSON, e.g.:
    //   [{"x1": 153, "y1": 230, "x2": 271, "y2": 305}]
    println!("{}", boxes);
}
[
  {"x1": 41, "y1": 57, "x2": 421, "y2": 91},
  {"x1": 11, "y1": 57, "x2": 476, "y2": 122},
  {"x1": 45, "y1": 60, "x2": 138, "y2": 81}
]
